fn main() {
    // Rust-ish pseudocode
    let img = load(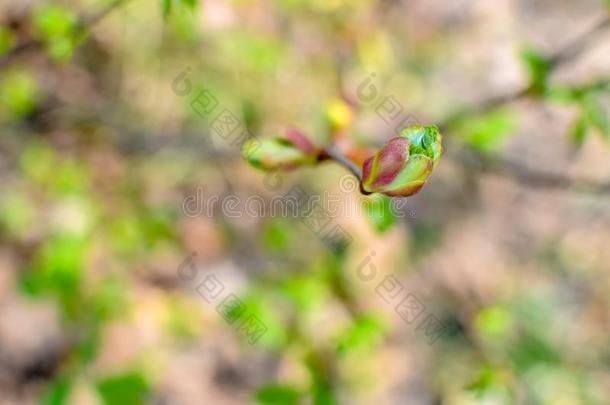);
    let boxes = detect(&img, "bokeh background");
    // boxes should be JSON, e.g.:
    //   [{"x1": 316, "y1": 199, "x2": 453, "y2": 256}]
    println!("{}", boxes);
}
[{"x1": 1, "y1": 0, "x2": 610, "y2": 404}]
